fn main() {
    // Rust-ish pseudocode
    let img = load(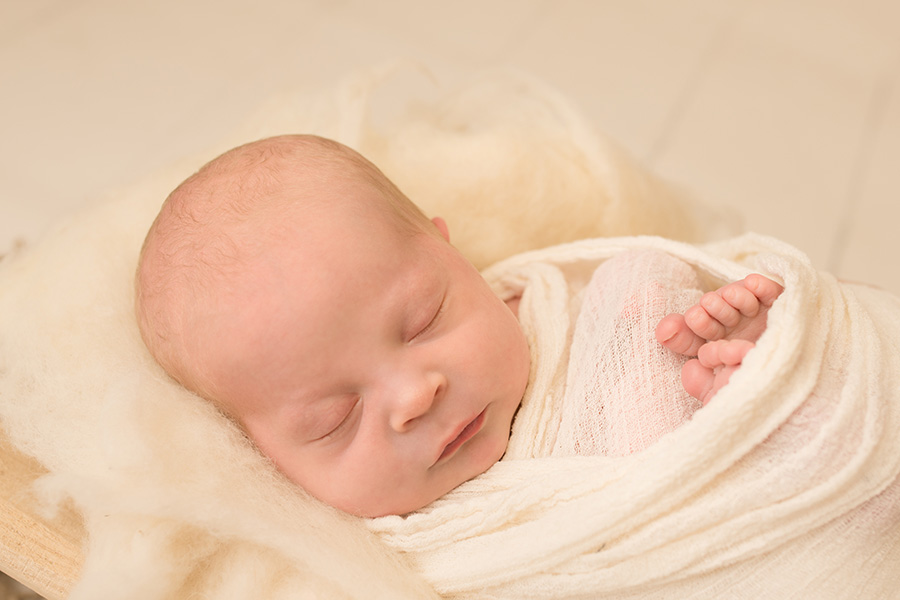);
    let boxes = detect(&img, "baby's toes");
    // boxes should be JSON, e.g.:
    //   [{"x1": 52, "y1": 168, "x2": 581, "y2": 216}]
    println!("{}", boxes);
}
[
  {"x1": 682, "y1": 303, "x2": 727, "y2": 341},
  {"x1": 697, "y1": 290, "x2": 745, "y2": 330},
  {"x1": 719, "y1": 282, "x2": 762, "y2": 318},
  {"x1": 681, "y1": 358, "x2": 715, "y2": 404},
  {"x1": 744, "y1": 273, "x2": 784, "y2": 307},
  {"x1": 698, "y1": 339, "x2": 755, "y2": 368},
  {"x1": 656, "y1": 313, "x2": 706, "y2": 356}
]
